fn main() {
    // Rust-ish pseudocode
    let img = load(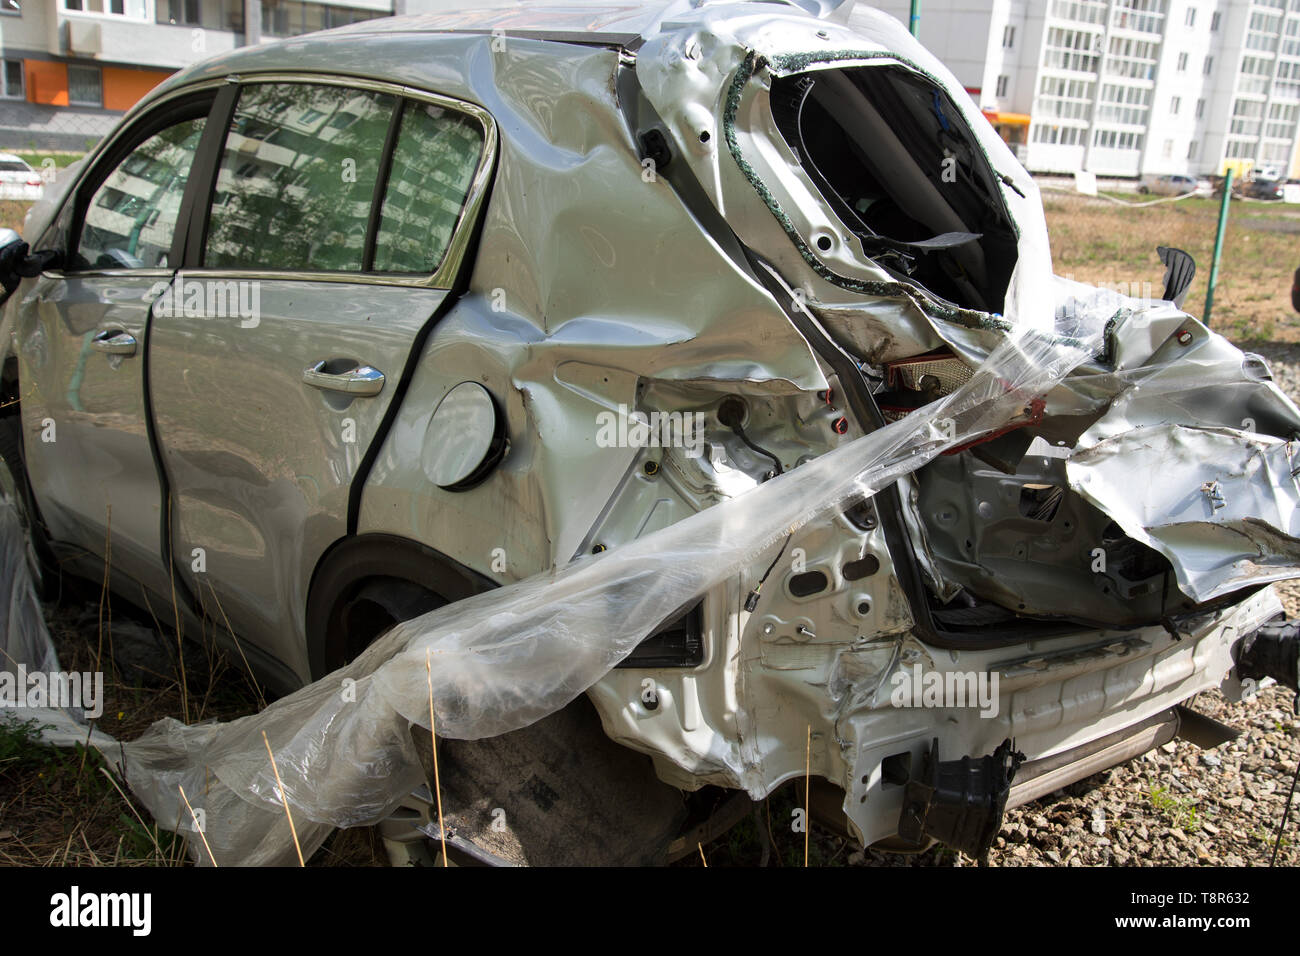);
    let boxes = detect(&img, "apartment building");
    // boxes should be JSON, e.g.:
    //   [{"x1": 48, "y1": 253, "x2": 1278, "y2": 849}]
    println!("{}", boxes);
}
[
  {"x1": 0, "y1": 1, "x2": 396, "y2": 150},
  {"x1": 873, "y1": 0, "x2": 1300, "y2": 179}
]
